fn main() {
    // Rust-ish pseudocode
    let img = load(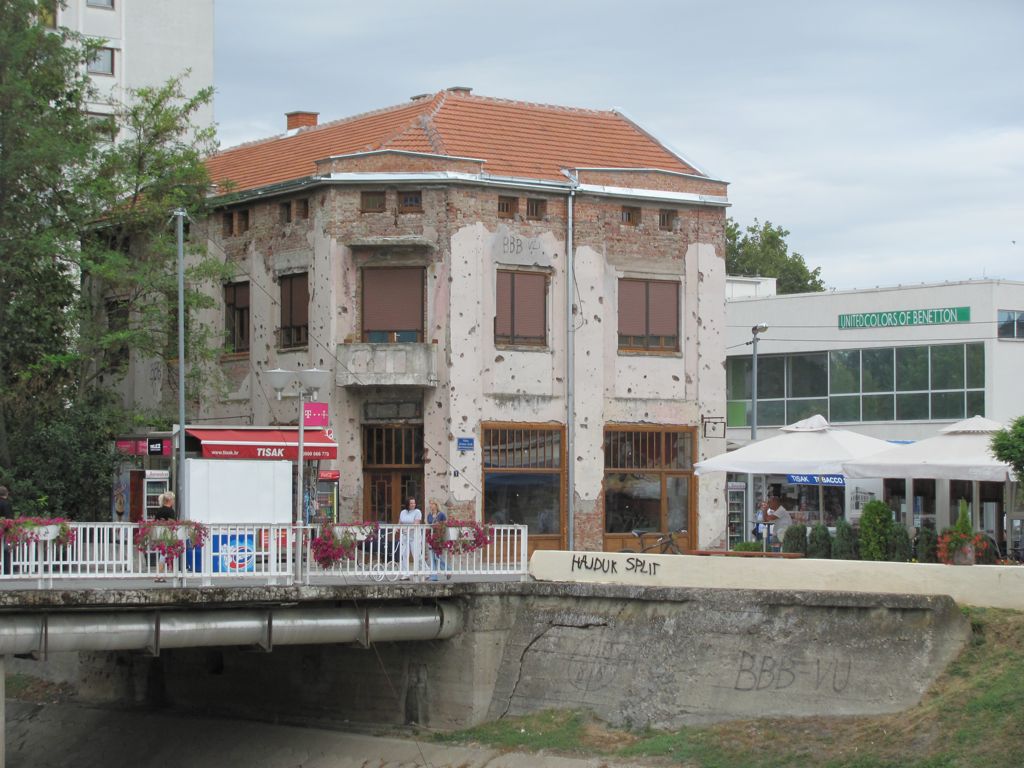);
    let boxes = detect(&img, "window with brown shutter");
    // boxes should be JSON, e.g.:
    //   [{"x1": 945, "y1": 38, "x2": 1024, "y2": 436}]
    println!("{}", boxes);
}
[
  {"x1": 361, "y1": 191, "x2": 386, "y2": 212},
  {"x1": 617, "y1": 278, "x2": 679, "y2": 352},
  {"x1": 495, "y1": 270, "x2": 547, "y2": 346},
  {"x1": 526, "y1": 198, "x2": 546, "y2": 220},
  {"x1": 224, "y1": 282, "x2": 250, "y2": 354},
  {"x1": 621, "y1": 206, "x2": 641, "y2": 226},
  {"x1": 497, "y1": 196, "x2": 518, "y2": 219},
  {"x1": 361, "y1": 267, "x2": 424, "y2": 342},
  {"x1": 279, "y1": 272, "x2": 309, "y2": 348}
]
